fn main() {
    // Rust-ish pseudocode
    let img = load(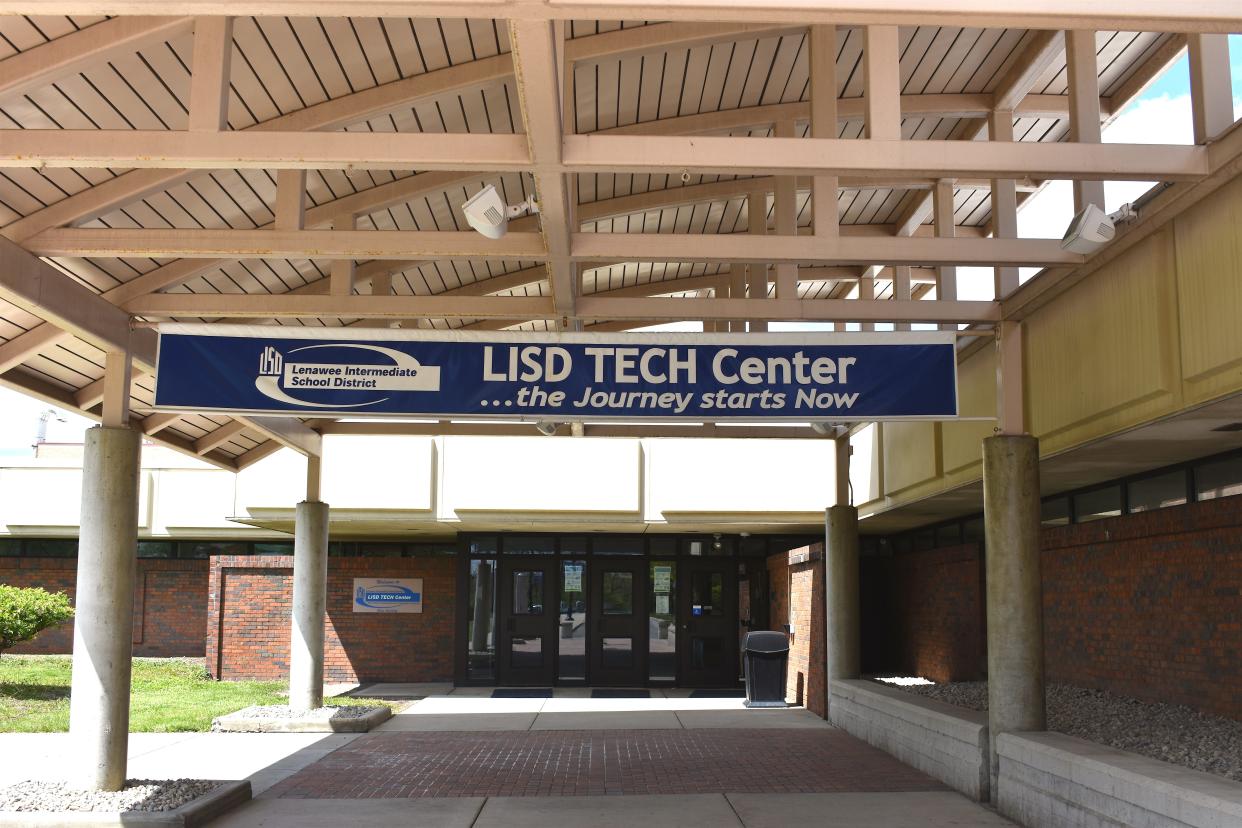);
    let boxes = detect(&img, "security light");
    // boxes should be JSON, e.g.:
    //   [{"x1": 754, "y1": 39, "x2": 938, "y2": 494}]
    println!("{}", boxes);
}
[
  {"x1": 535, "y1": 420, "x2": 560, "y2": 436},
  {"x1": 810, "y1": 422, "x2": 835, "y2": 436},
  {"x1": 1060, "y1": 202, "x2": 1137, "y2": 255},
  {"x1": 462, "y1": 184, "x2": 539, "y2": 239}
]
